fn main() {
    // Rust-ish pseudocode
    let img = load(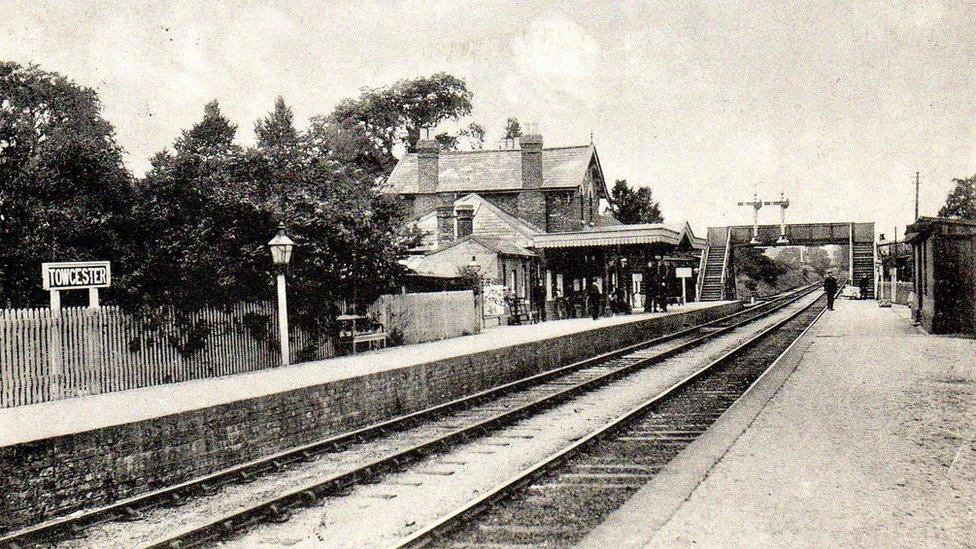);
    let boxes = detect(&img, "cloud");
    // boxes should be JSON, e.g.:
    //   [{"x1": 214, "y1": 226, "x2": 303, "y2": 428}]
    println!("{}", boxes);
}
[{"x1": 511, "y1": 16, "x2": 601, "y2": 102}]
